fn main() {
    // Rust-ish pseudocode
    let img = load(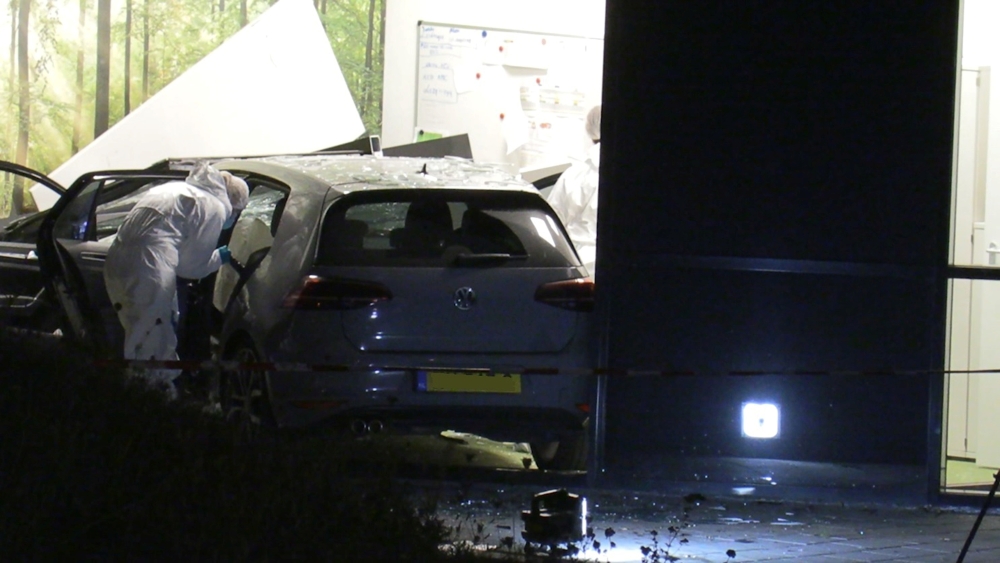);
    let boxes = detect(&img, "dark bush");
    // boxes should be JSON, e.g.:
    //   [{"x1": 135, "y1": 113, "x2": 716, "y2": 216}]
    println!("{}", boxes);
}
[{"x1": 0, "y1": 330, "x2": 458, "y2": 561}]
